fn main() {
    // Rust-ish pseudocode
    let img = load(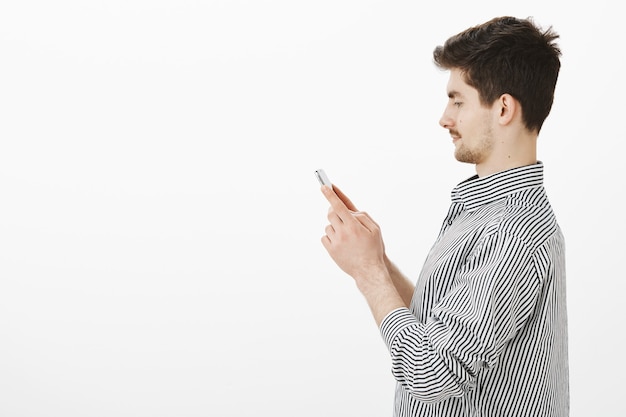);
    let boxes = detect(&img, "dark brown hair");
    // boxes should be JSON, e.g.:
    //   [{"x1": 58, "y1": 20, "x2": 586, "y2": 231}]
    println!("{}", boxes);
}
[{"x1": 433, "y1": 16, "x2": 561, "y2": 133}]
